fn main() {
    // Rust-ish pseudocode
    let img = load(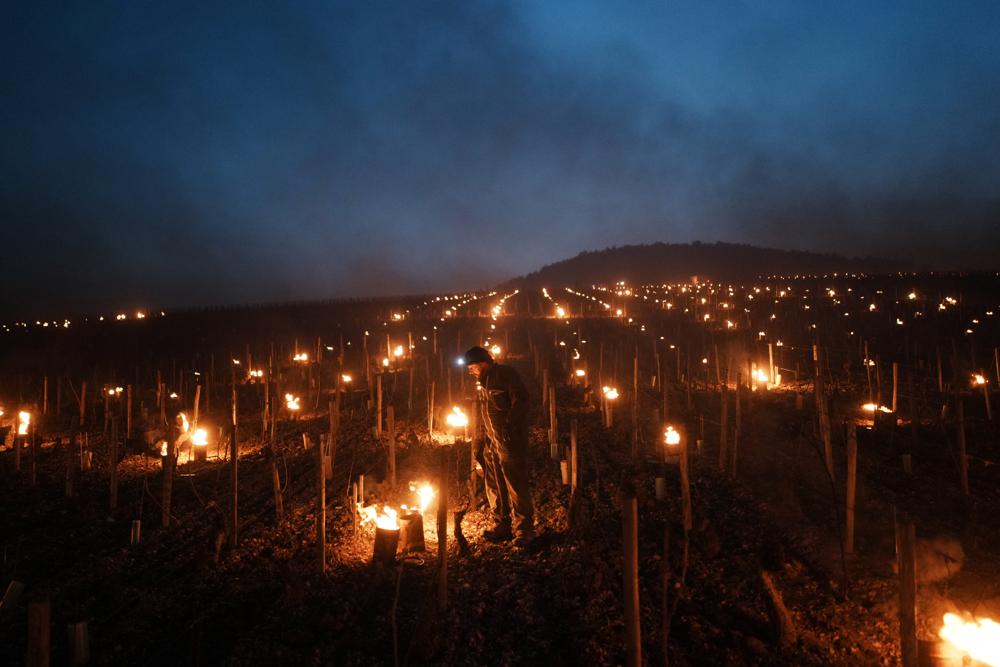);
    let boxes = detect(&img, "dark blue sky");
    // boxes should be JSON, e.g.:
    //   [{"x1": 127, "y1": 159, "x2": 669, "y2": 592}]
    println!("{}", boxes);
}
[{"x1": 3, "y1": 1, "x2": 1000, "y2": 316}]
